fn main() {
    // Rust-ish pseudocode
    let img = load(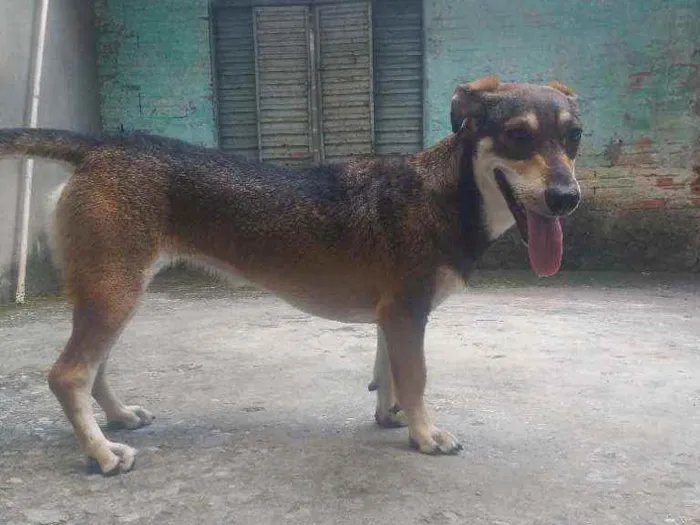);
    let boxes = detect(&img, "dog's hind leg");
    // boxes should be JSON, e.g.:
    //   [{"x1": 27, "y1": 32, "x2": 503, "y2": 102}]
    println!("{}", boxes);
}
[
  {"x1": 48, "y1": 175, "x2": 160, "y2": 474},
  {"x1": 48, "y1": 275, "x2": 146, "y2": 475},
  {"x1": 371, "y1": 327, "x2": 407, "y2": 428},
  {"x1": 378, "y1": 304, "x2": 463, "y2": 455}
]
